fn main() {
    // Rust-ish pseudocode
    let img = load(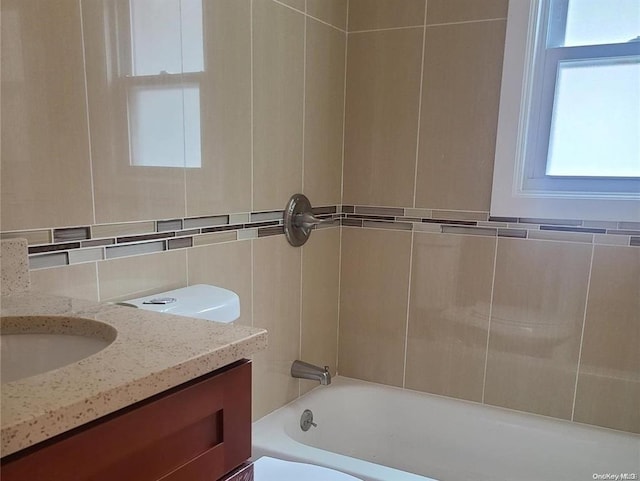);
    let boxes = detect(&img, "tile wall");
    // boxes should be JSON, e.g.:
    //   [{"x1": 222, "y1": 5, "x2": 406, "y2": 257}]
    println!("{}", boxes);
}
[
  {"x1": 338, "y1": 0, "x2": 639, "y2": 434},
  {"x1": 0, "y1": 0, "x2": 346, "y2": 420},
  {"x1": 2, "y1": 0, "x2": 638, "y2": 435}
]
